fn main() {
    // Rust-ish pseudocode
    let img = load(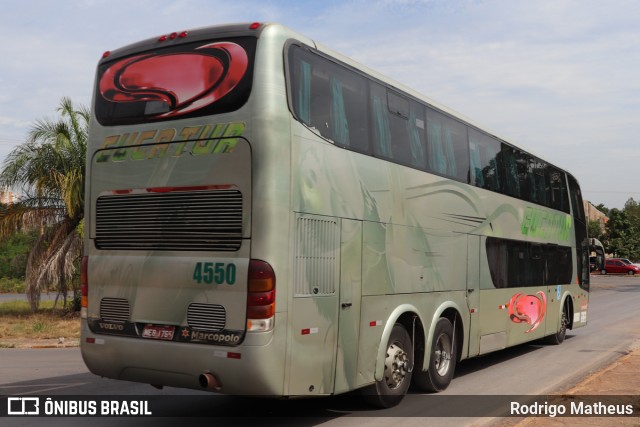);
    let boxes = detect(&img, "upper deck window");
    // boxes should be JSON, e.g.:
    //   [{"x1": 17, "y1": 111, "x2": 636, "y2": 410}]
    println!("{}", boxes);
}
[{"x1": 95, "y1": 37, "x2": 256, "y2": 126}]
